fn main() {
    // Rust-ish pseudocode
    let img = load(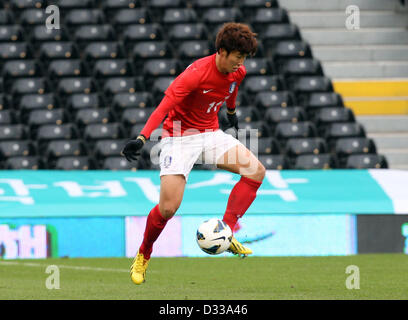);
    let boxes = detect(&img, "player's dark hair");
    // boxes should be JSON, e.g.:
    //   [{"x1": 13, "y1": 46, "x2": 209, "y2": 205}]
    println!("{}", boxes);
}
[{"x1": 215, "y1": 22, "x2": 258, "y2": 57}]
